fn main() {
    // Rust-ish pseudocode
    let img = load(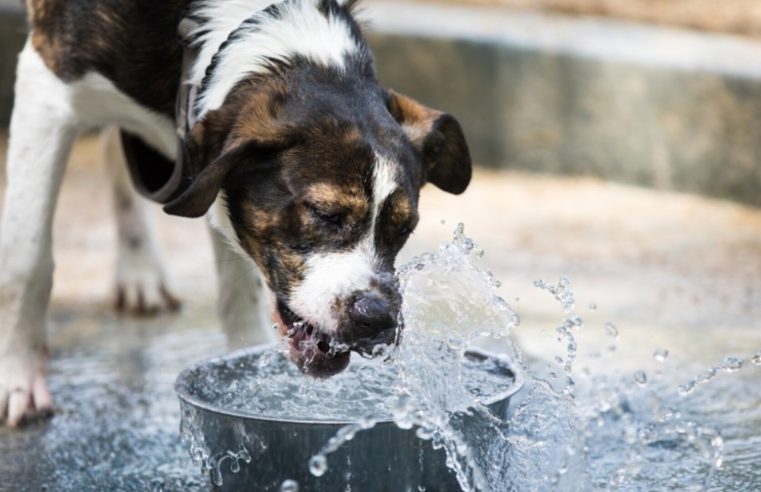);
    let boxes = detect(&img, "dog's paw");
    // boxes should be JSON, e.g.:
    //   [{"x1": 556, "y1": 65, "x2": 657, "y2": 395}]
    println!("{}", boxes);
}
[
  {"x1": 114, "y1": 249, "x2": 181, "y2": 316},
  {"x1": 0, "y1": 347, "x2": 53, "y2": 427}
]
